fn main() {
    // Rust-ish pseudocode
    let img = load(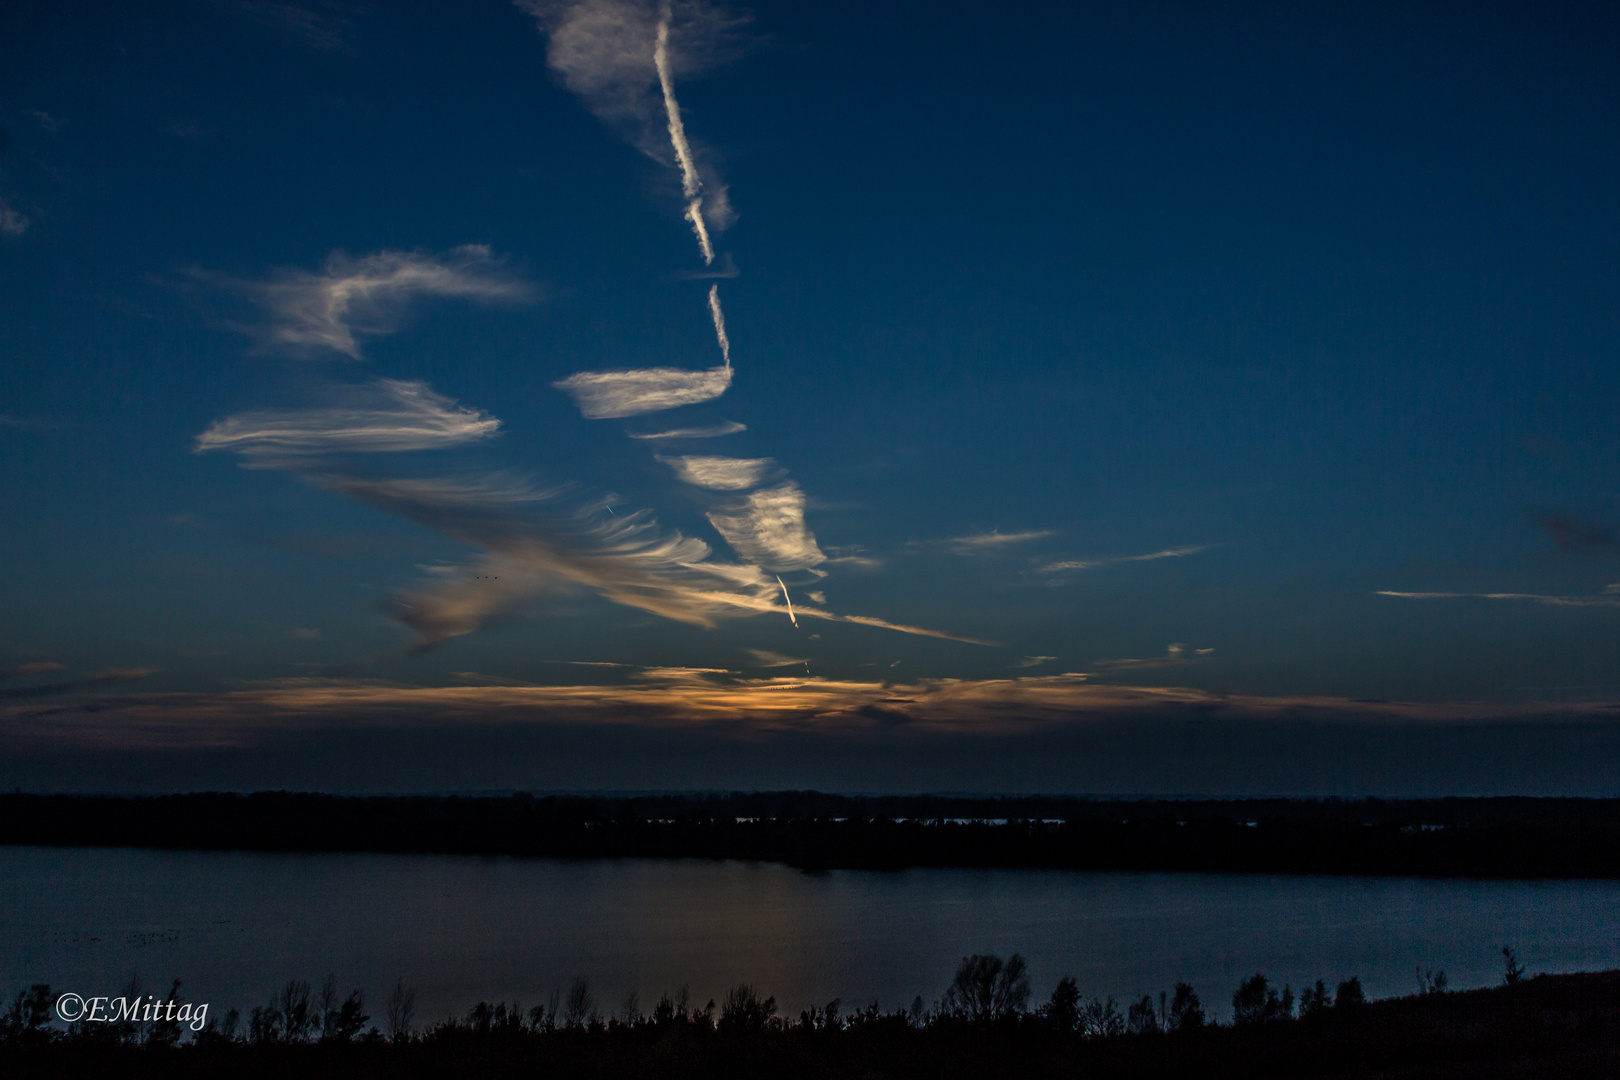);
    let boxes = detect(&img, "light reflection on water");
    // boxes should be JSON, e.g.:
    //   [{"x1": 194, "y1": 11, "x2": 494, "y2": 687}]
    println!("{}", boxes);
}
[{"x1": 2, "y1": 845, "x2": 1616, "y2": 1024}]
